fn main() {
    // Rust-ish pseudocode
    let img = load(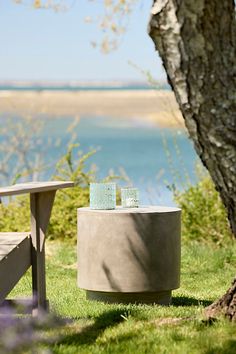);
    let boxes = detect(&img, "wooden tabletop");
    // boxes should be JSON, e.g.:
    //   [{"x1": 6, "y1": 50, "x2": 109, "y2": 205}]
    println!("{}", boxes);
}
[{"x1": 0, "y1": 181, "x2": 74, "y2": 197}]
